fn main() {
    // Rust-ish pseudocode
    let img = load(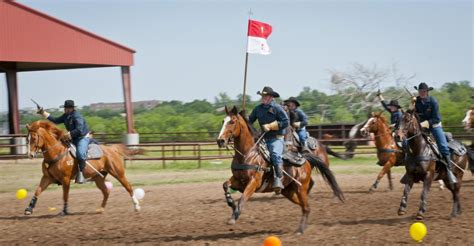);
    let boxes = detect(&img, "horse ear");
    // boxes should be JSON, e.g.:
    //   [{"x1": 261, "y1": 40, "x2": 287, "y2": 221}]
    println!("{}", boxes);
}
[
  {"x1": 371, "y1": 112, "x2": 375, "y2": 117},
  {"x1": 26, "y1": 124, "x2": 30, "y2": 130},
  {"x1": 231, "y1": 106, "x2": 238, "y2": 115},
  {"x1": 224, "y1": 105, "x2": 229, "y2": 115}
]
